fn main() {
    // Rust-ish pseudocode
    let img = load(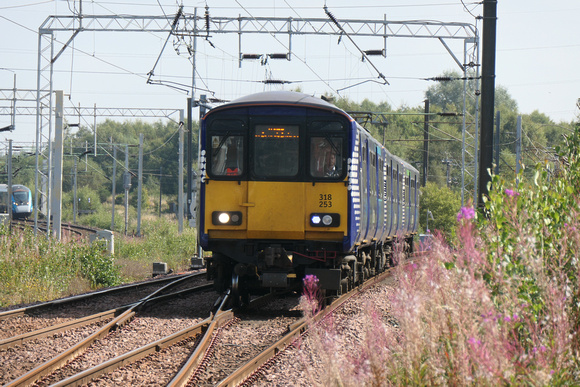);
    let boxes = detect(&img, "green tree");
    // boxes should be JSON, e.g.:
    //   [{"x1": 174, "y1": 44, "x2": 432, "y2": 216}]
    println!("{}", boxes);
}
[
  {"x1": 68, "y1": 118, "x2": 197, "y2": 202},
  {"x1": 419, "y1": 182, "x2": 461, "y2": 238}
]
